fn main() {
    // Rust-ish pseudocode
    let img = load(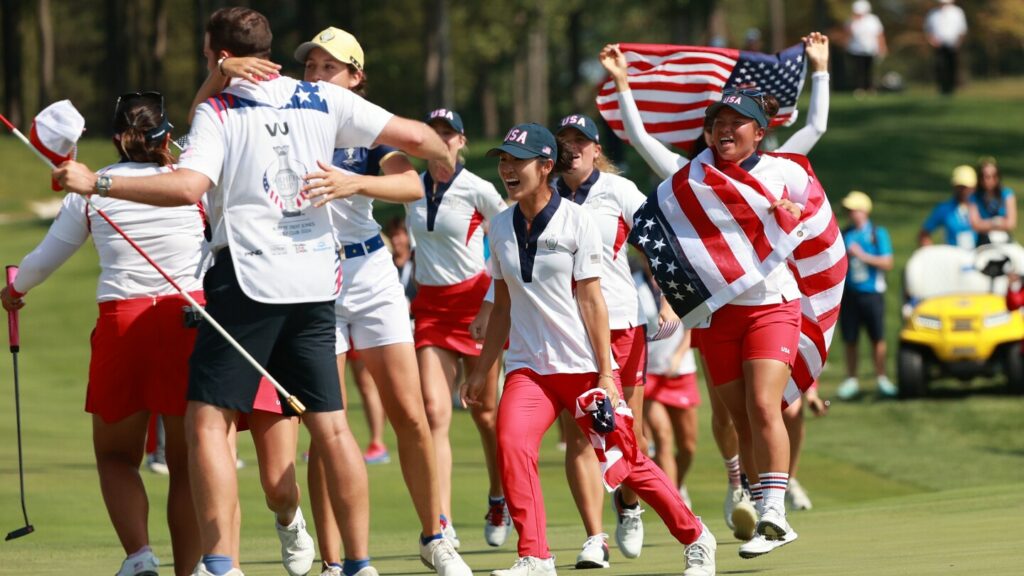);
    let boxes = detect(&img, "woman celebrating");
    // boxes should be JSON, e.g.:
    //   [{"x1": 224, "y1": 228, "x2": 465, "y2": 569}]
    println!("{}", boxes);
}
[
  {"x1": 969, "y1": 157, "x2": 1016, "y2": 246},
  {"x1": 1, "y1": 94, "x2": 200, "y2": 576},
  {"x1": 462, "y1": 124, "x2": 716, "y2": 576},
  {"x1": 552, "y1": 114, "x2": 653, "y2": 567},
  {"x1": 408, "y1": 108, "x2": 510, "y2": 548}
]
